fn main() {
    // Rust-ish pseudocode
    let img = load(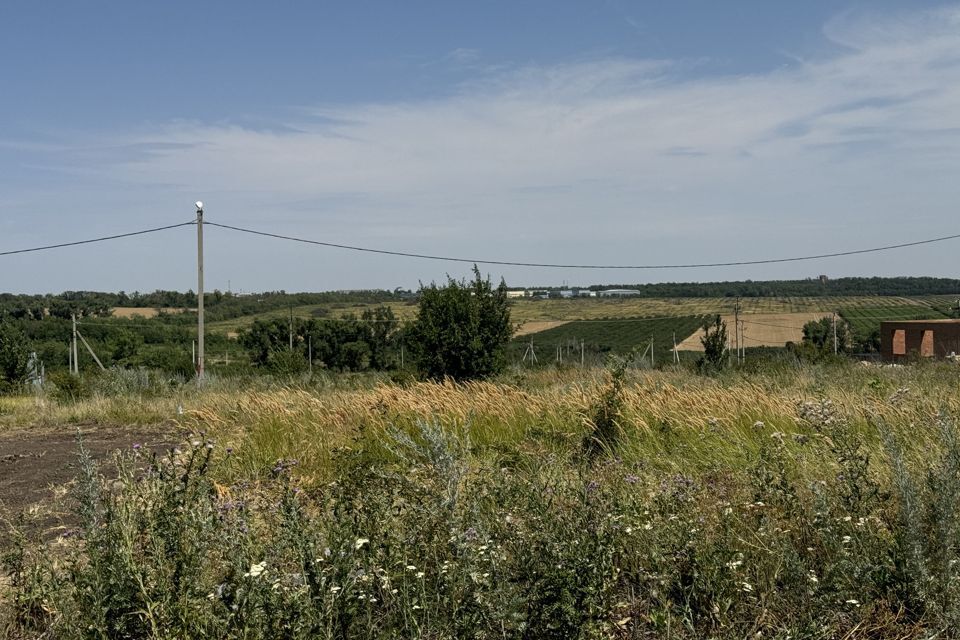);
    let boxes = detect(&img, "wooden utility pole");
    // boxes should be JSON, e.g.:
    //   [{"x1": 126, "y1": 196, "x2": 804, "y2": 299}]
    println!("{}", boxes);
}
[
  {"x1": 196, "y1": 201, "x2": 205, "y2": 382},
  {"x1": 734, "y1": 298, "x2": 741, "y2": 364},
  {"x1": 673, "y1": 332, "x2": 679, "y2": 363},
  {"x1": 288, "y1": 307, "x2": 294, "y2": 351}
]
